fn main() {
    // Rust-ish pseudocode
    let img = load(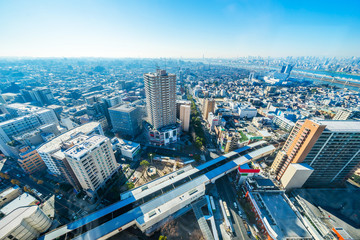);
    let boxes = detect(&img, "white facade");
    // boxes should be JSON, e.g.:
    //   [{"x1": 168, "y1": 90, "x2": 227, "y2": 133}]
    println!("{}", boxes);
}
[
  {"x1": 179, "y1": 105, "x2": 190, "y2": 132},
  {"x1": 280, "y1": 163, "x2": 314, "y2": 191},
  {"x1": 36, "y1": 109, "x2": 59, "y2": 125},
  {"x1": 333, "y1": 109, "x2": 352, "y2": 120},
  {"x1": 273, "y1": 116, "x2": 295, "y2": 132},
  {"x1": 64, "y1": 134, "x2": 118, "y2": 195},
  {"x1": 207, "y1": 112, "x2": 220, "y2": 131},
  {"x1": 38, "y1": 122, "x2": 103, "y2": 176},
  {"x1": 0, "y1": 205, "x2": 52, "y2": 240},
  {"x1": 238, "y1": 106, "x2": 257, "y2": 119}
]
